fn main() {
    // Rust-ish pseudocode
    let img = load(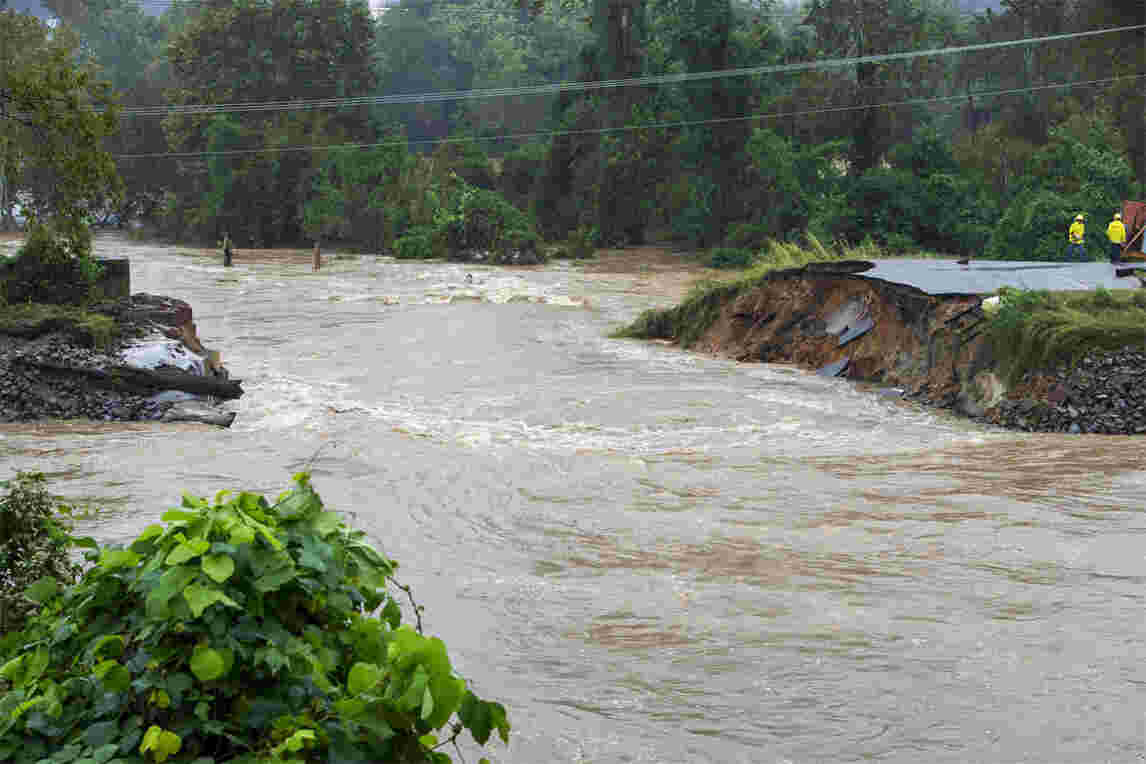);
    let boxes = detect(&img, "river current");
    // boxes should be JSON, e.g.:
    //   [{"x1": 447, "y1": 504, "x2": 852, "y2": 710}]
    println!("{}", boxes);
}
[{"x1": 2, "y1": 236, "x2": 1144, "y2": 763}]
